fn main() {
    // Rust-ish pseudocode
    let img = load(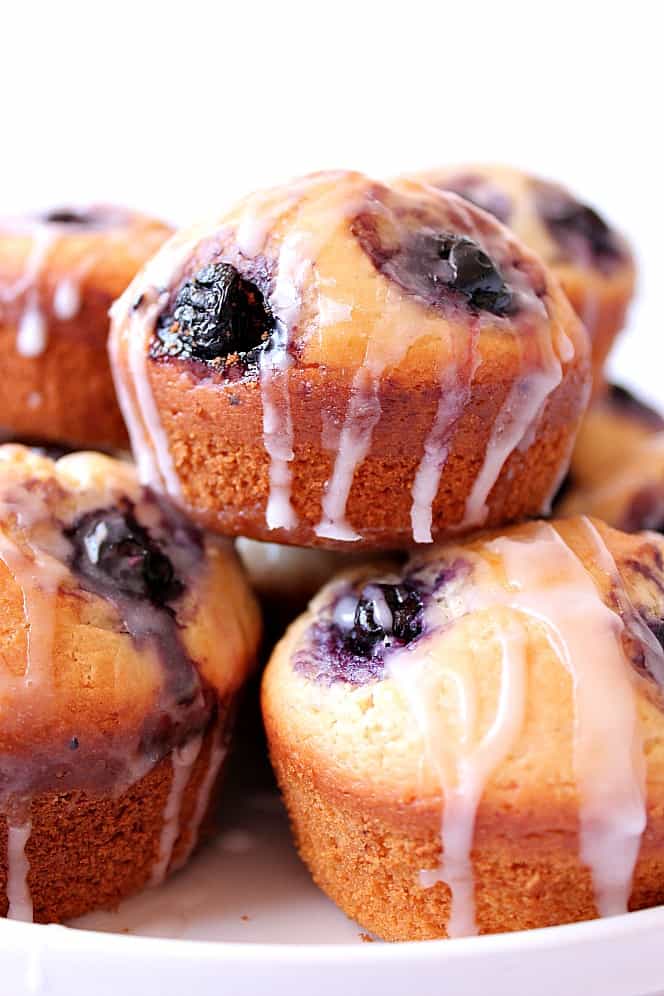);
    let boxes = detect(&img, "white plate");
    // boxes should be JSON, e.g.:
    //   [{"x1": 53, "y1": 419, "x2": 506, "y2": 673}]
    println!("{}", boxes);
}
[
  {"x1": 2, "y1": 360, "x2": 664, "y2": 996},
  {"x1": 1, "y1": 784, "x2": 664, "y2": 996}
]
